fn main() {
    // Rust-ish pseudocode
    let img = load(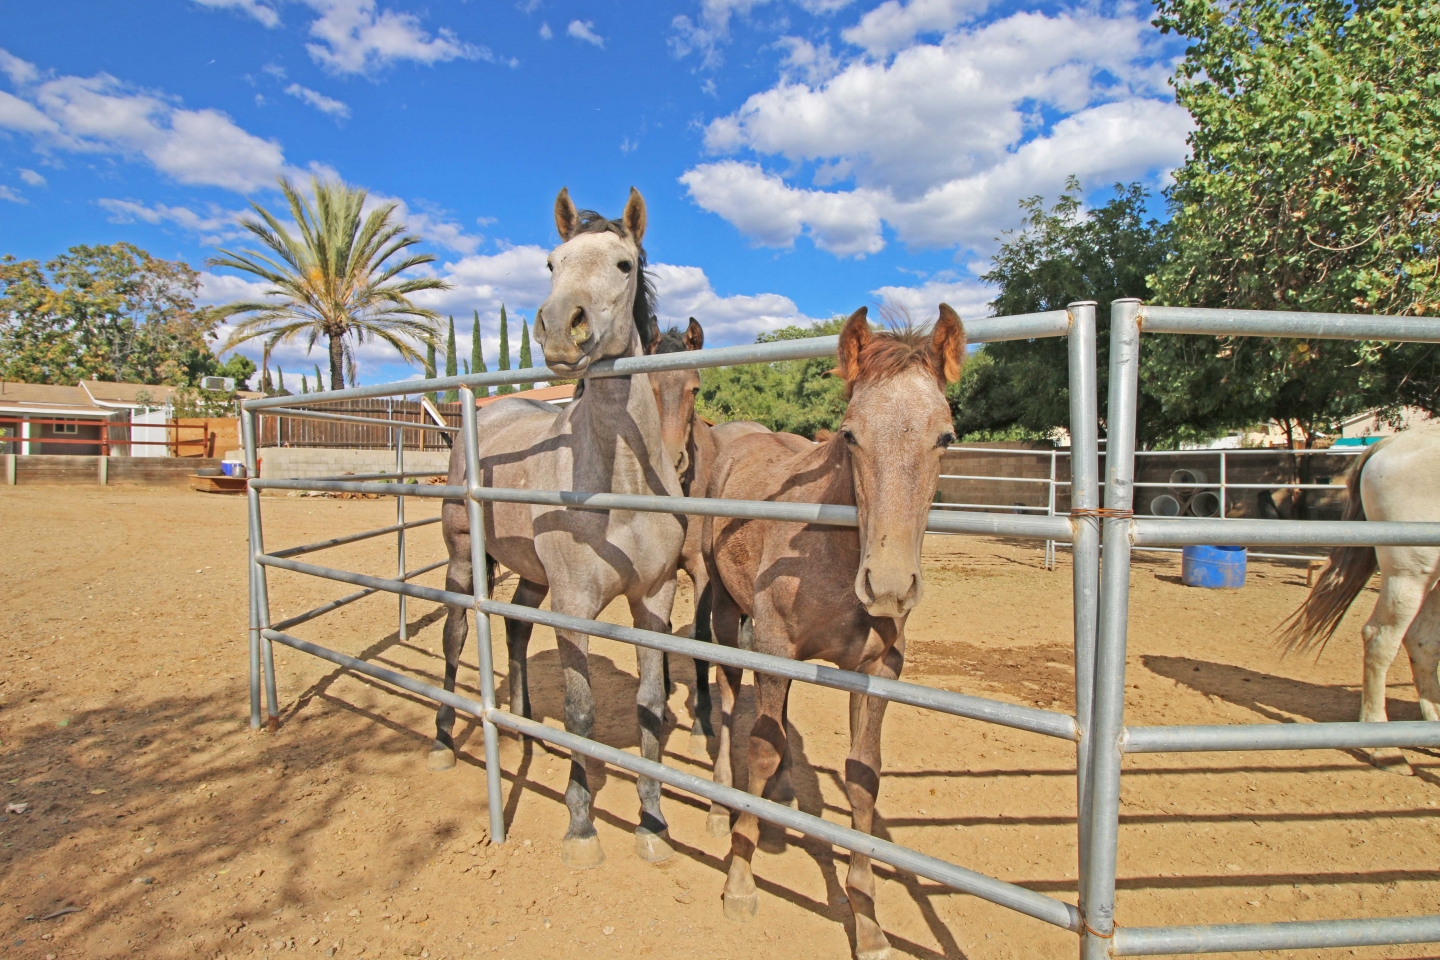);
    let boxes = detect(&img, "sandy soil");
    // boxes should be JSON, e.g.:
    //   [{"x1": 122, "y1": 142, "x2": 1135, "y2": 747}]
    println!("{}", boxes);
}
[{"x1": 2, "y1": 486, "x2": 1439, "y2": 960}]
